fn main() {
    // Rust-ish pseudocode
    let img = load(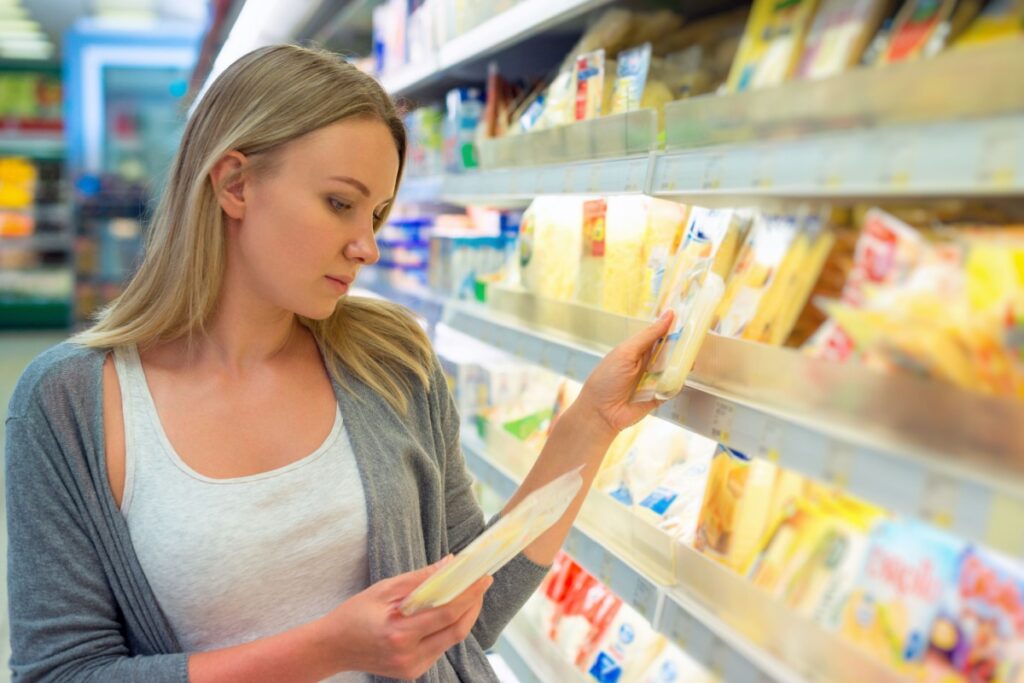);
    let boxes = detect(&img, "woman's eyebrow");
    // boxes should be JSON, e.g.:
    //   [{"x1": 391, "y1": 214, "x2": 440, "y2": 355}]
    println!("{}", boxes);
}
[{"x1": 327, "y1": 175, "x2": 370, "y2": 197}]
